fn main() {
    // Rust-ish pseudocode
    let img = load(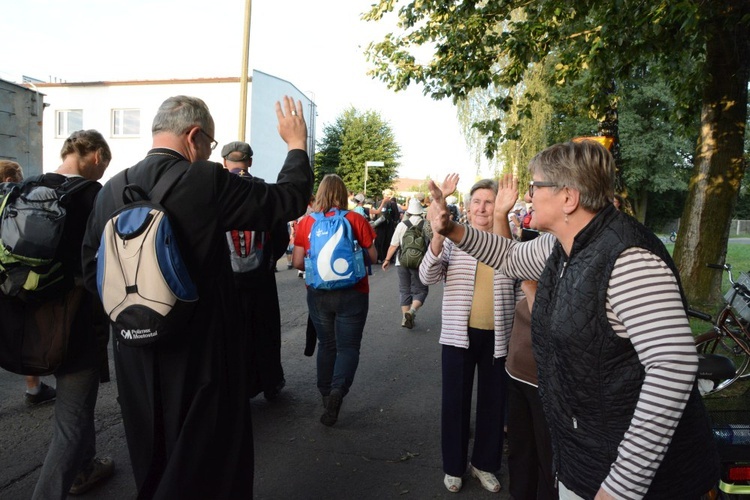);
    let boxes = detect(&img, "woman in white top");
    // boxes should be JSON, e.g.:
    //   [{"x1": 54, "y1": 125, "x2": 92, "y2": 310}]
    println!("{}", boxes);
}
[{"x1": 382, "y1": 198, "x2": 430, "y2": 329}]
